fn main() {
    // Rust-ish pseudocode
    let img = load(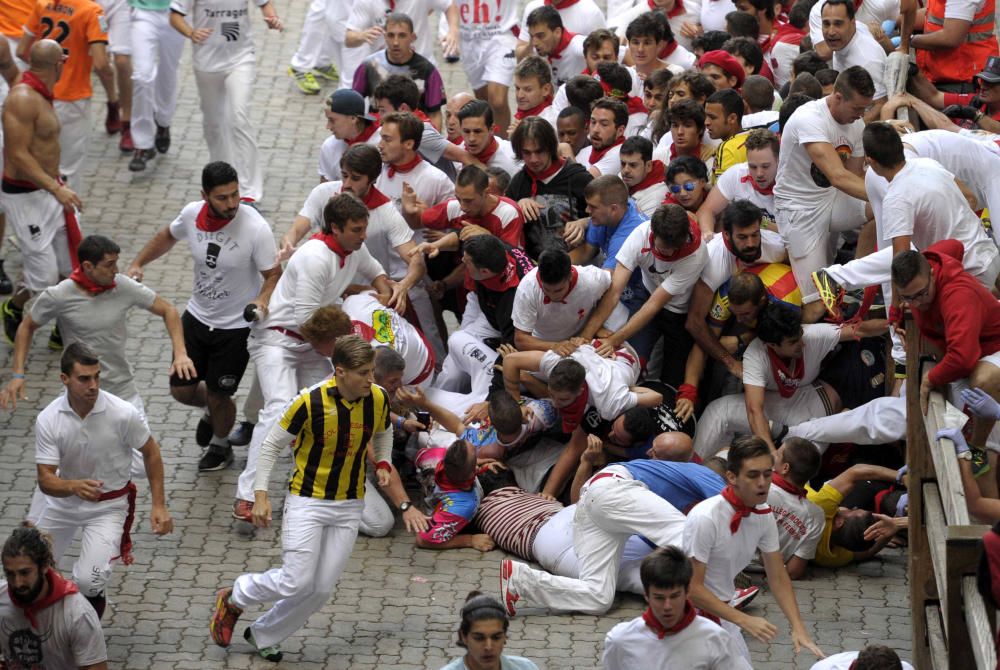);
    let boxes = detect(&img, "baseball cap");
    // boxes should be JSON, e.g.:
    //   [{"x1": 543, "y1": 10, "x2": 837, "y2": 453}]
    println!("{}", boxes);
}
[
  {"x1": 327, "y1": 89, "x2": 376, "y2": 121},
  {"x1": 976, "y1": 56, "x2": 1000, "y2": 84}
]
